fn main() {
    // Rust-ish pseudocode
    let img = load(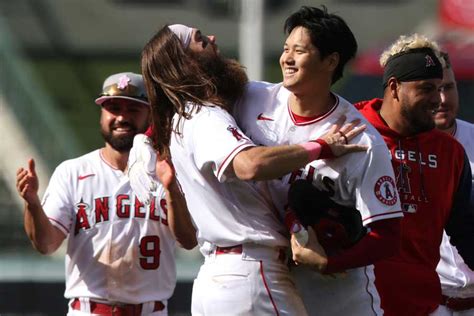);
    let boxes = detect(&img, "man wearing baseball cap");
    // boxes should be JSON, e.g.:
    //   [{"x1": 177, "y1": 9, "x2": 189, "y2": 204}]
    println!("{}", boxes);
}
[{"x1": 16, "y1": 72, "x2": 196, "y2": 315}]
